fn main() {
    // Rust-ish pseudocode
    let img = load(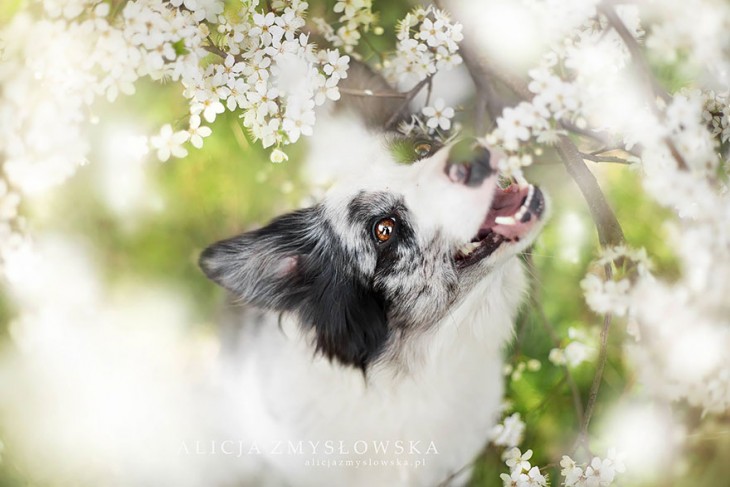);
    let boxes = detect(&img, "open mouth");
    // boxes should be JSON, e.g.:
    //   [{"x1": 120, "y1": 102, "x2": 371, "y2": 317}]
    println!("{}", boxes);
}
[{"x1": 455, "y1": 184, "x2": 545, "y2": 269}]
